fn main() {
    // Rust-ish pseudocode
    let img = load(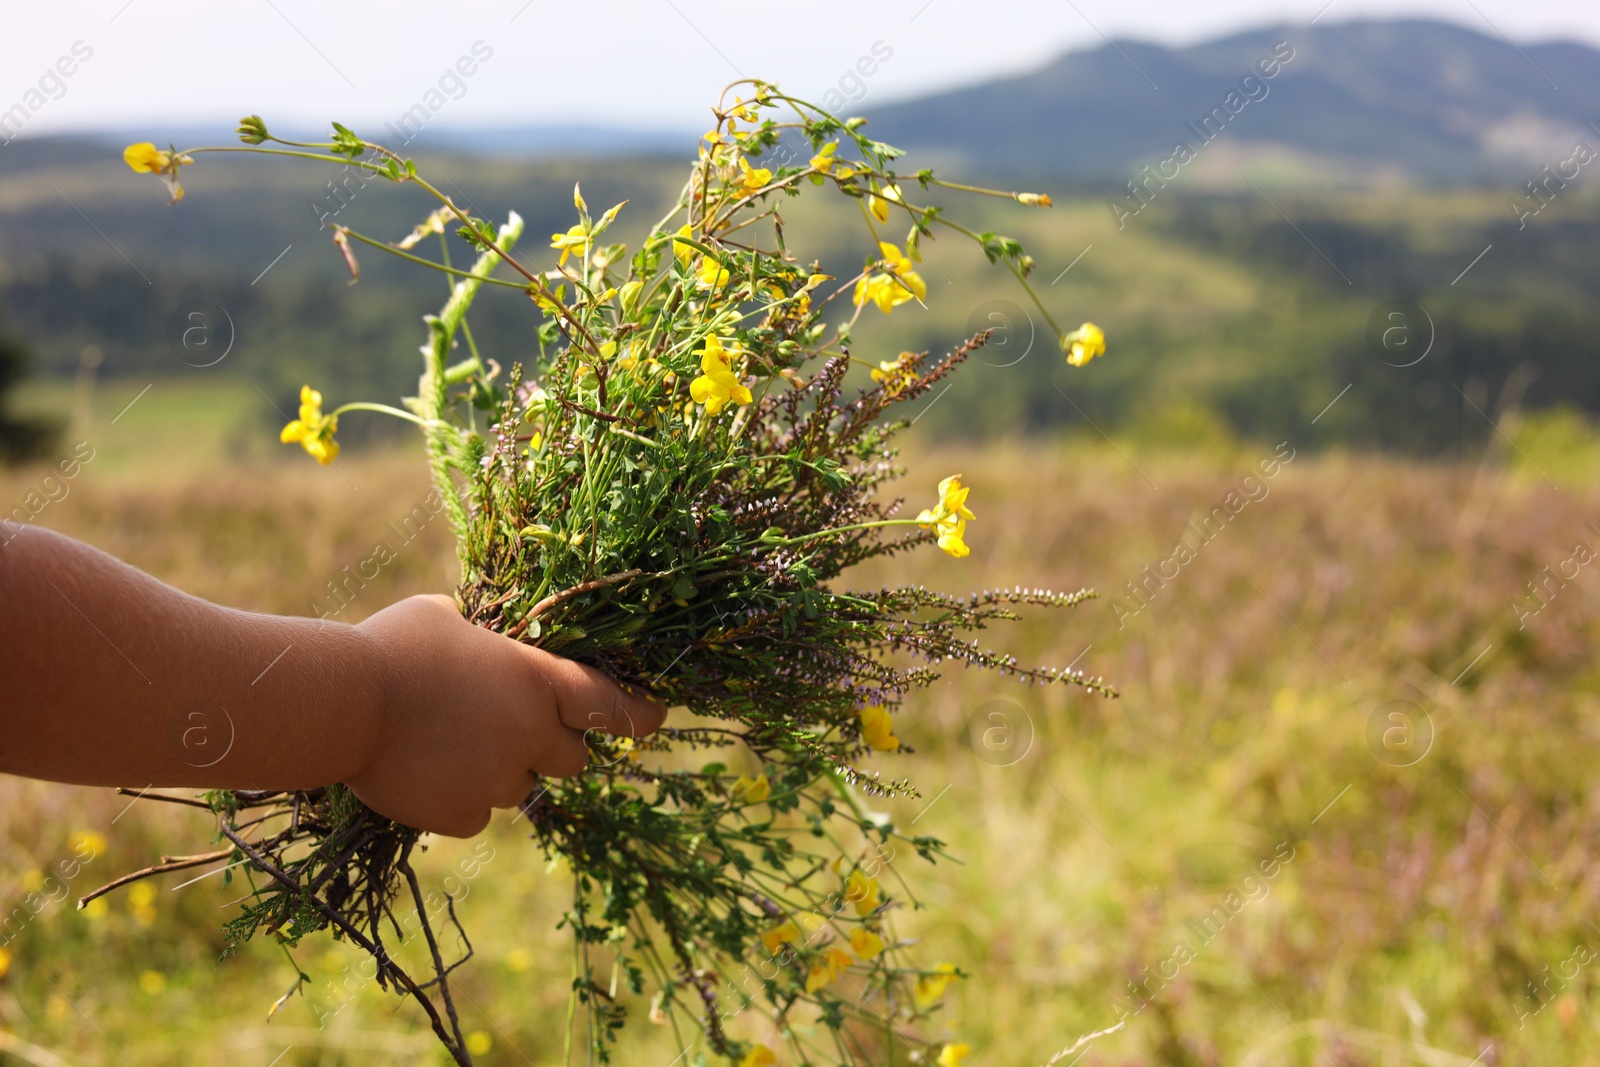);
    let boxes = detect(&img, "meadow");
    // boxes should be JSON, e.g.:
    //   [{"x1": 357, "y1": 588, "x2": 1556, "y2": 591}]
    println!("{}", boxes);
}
[{"x1": 3, "y1": 380, "x2": 1598, "y2": 1066}]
